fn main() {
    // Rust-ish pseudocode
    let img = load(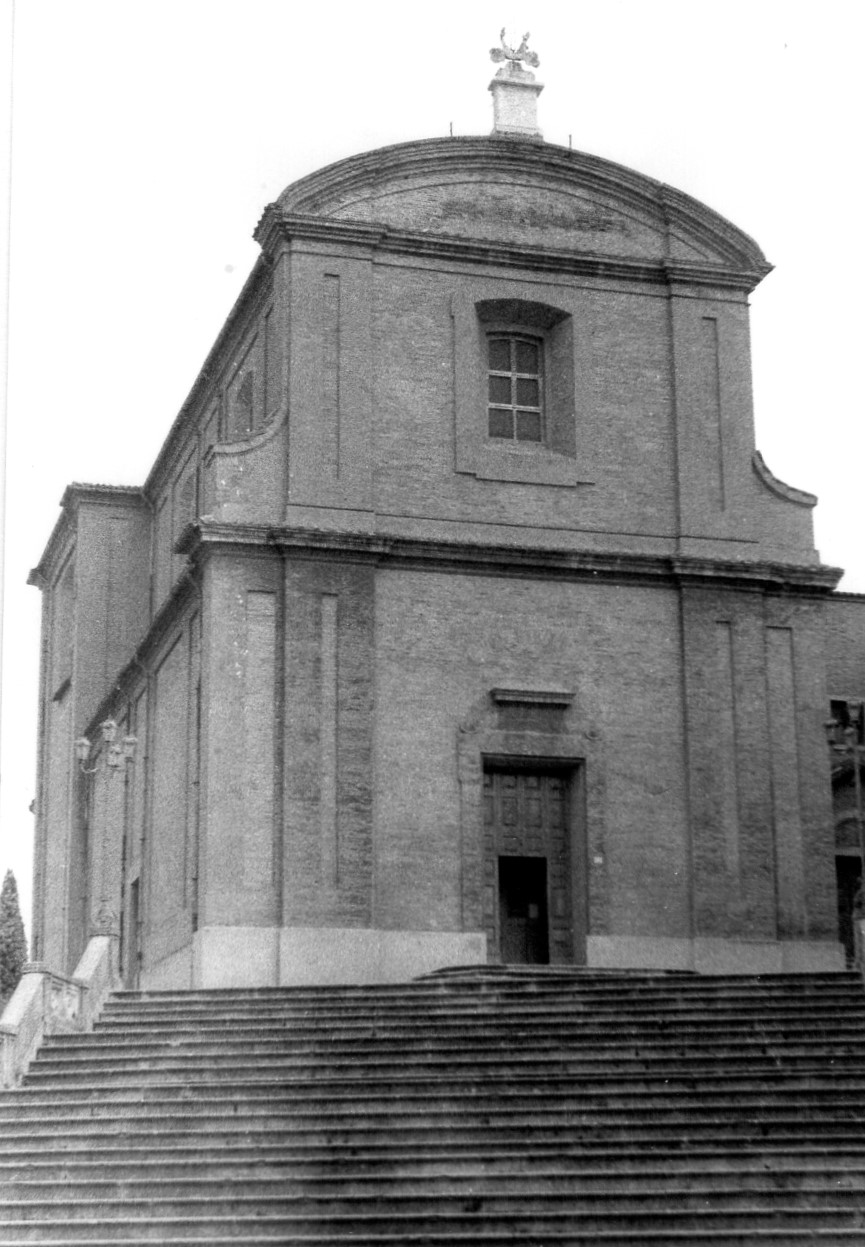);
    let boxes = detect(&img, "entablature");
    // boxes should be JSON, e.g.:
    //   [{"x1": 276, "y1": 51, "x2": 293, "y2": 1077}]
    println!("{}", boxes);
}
[
  {"x1": 254, "y1": 207, "x2": 768, "y2": 295},
  {"x1": 176, "y1": 519, "x2": 843, "y2": 595}
]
